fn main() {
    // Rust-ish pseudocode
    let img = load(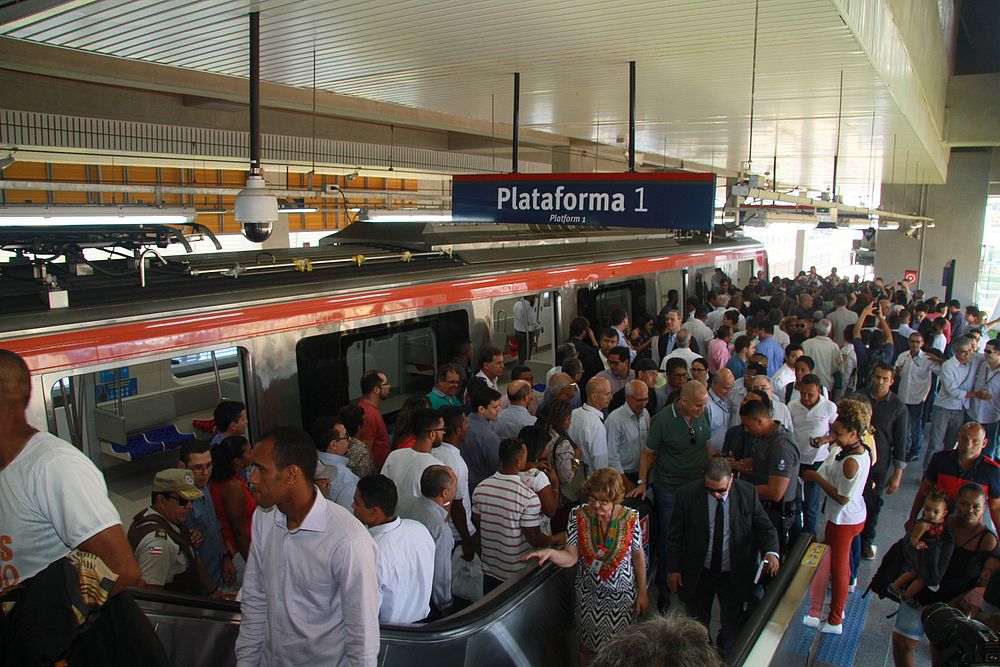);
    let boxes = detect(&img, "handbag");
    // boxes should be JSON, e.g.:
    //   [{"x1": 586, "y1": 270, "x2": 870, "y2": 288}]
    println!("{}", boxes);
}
[{"x1": 451, "y1": 549, "x2": 484, "y2": 602}]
